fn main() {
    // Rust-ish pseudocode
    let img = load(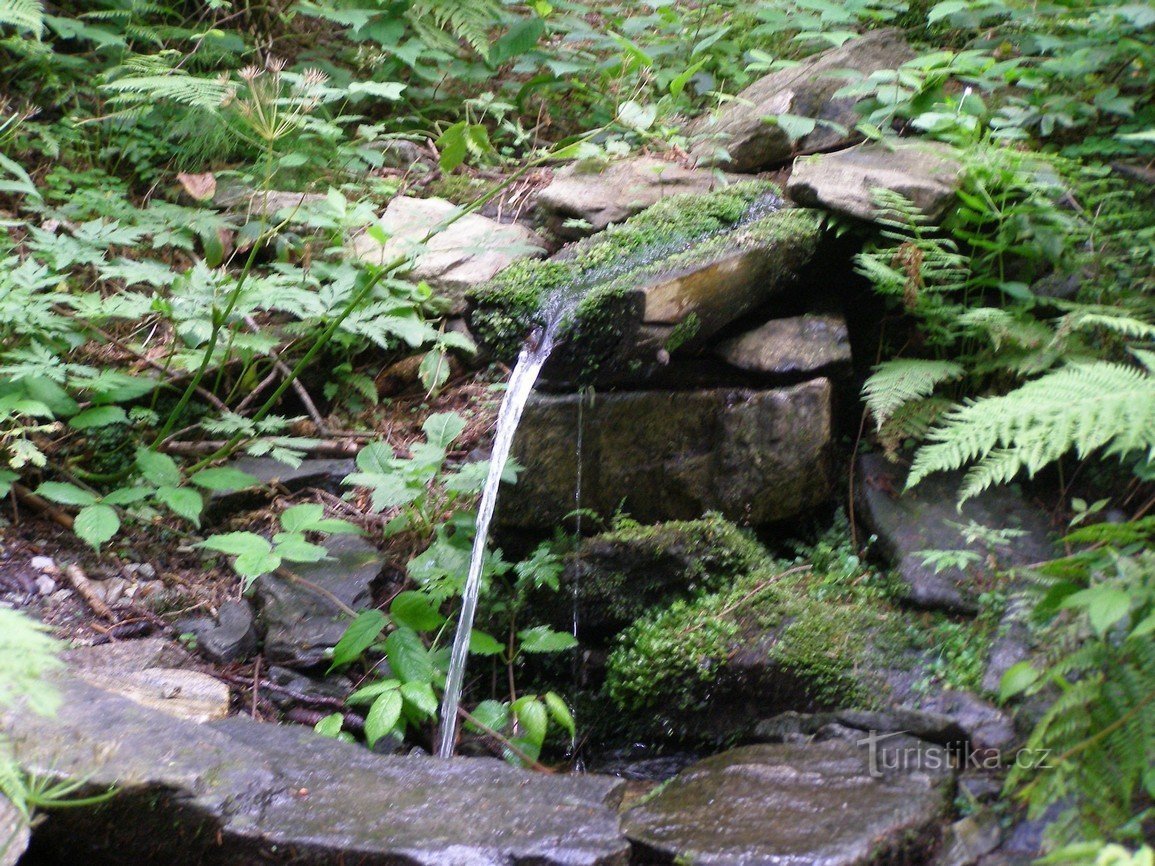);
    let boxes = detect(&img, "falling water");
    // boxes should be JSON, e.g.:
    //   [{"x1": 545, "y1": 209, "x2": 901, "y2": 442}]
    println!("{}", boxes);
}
[{"x1": 436, "y1": 323, "x2": 559, "y2": 759}]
